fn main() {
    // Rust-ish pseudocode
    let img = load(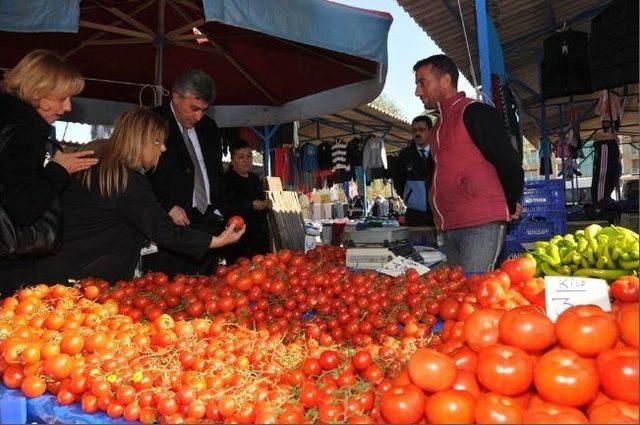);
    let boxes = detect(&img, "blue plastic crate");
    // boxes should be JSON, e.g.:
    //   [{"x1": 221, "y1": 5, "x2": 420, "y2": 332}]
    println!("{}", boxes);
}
[
  {"x1": 521, "y1": 179, "x2": 566, "y2": 213},
  {"x1": 499, "y1": 239, "x2": 526, "y2": 263},
  {"x1": 507, "y1": 211, "x2": 567, "y2": 243}
]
